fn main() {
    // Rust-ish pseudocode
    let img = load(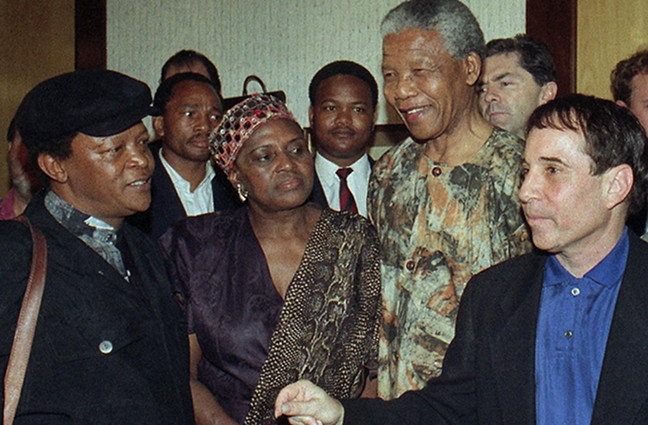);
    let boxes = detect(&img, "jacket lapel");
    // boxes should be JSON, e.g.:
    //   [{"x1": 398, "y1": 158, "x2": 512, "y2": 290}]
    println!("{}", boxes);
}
[
  {"x1": 153, "y1": 157, "x2": 186, "y2": 223},
  {"x1": 122, "y1": 225, "x2": 170, "y2": 317},
  {"x1": 491, "y1": 253, "x2": 546, "y2": 424},
  {"x1": 592, "y1": 234, "x2": 648, "y2": 425}
]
